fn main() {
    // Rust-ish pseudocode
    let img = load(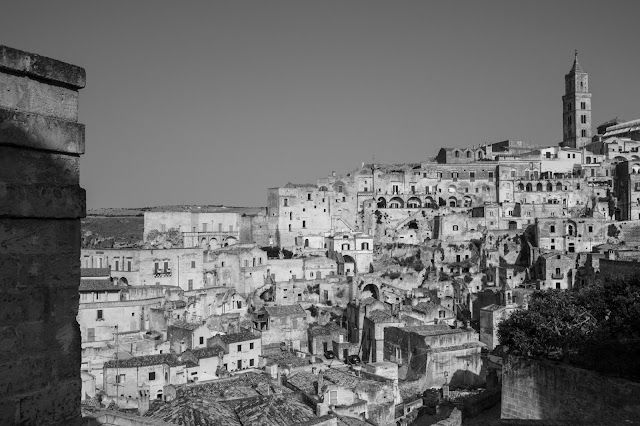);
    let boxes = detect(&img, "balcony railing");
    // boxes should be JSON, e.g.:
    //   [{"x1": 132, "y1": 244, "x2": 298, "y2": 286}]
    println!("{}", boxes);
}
[
  {"x1": 182, "y1": 231, "x2": 239, "y2": 238},
  {"x1": 154, "y1": 268, "x2": 172, "y2": 278},
  {"x1": 551, "y1": 273, "x2": 564, "y2": 279}
]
